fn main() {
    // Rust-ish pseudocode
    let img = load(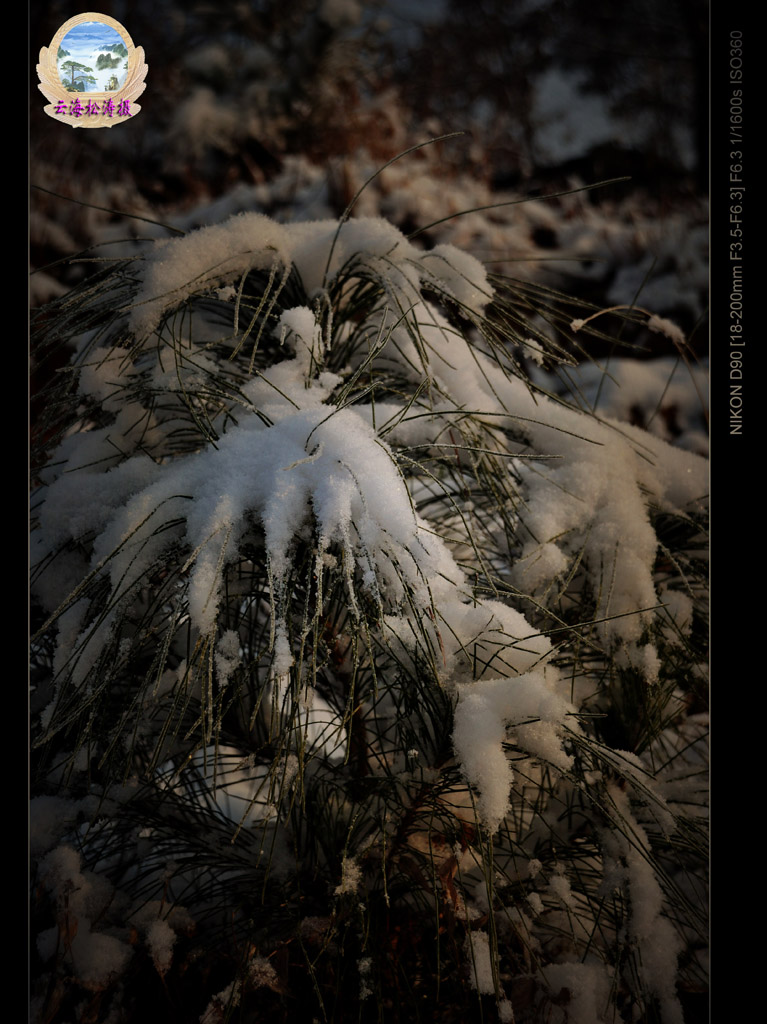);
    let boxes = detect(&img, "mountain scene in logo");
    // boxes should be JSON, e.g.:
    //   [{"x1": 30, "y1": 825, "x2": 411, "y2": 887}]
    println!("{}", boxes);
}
[{"x1": 57, "y1": 20, "x2": 128, "y2": 93}]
